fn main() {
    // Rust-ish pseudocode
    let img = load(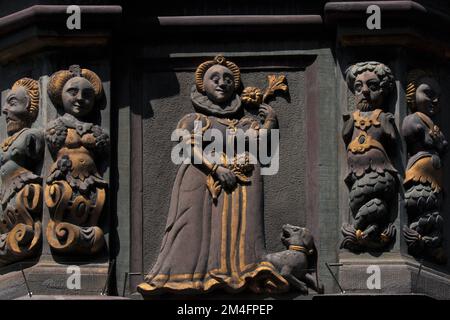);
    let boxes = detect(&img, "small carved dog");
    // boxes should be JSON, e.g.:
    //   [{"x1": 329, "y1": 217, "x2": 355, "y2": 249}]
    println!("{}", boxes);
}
[{"x1": 265, "y1": 224, "x2": 323, "y2": 294}]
